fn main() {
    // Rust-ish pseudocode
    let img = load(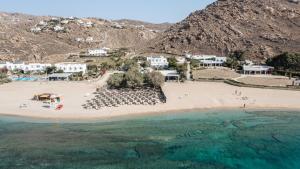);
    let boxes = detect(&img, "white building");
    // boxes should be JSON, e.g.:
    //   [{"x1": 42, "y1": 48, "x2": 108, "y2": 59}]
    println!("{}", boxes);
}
[
  {"x1": 67, "y1": 16, "x2": 75, "y2": 20},
  {"x1": 0, "y1": 62, "x2": 6, "y2": 69},
  {"x1": 190, "y1": 55, "x2": 227, "y2": 67},
  {"x1": 53, "y1": 25, "x2": 64, "y2": 32},
  {"x1": 38, "y1": 21, "x2": 47, "y2": 26},
  {"x1": 61, "y1": 20, "x2": 69, "y2": 24},
  {"x1": 176, "y1": 57, "x2": 186, "y2": 64},
  {"x1": 159, "y1": 70, "x2": 180, "y2": 82},
  {"x1": 87, "y1": 48, "x2": 108, "y2": 56},
  {"x1": 86, "y1": 37, "x2": 94, "y2": 43},
  {"x1": 242, "y1": 65, "x2": 274, "y2": 75},
  {"x1": 26, "y1": 63, "x2": 52, "y2": 72},
  {"x1": 75, "y1": 38, "x2": 84, "y2": 42},
  {"x1": 4, "y1": 62, "x2": 51, "y2": 72},
  {"x1": 50, "y1": 17, "x2": 59, "y2": 22},
  {"x1": 55, "y1": 62, "x2": 87, "y2": 73},
  {"x1": 83, "y1": 21, "x2": 94, "y2": 27},
  {"x1": 294, "y1": 80, "x2": 300, "y2": 86},
  {"x1": 147, "y1": 56, "x2": 169, "y2": 68},
  {"x1": 30, "y1": 27, "x2": 42, "y2": 33},
  {"x1": 77, "y1": 20, "x2": 84, "y2": 25},
  {"x1": 112, "y1": 23, "x2": 124, "y2": 29}
]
